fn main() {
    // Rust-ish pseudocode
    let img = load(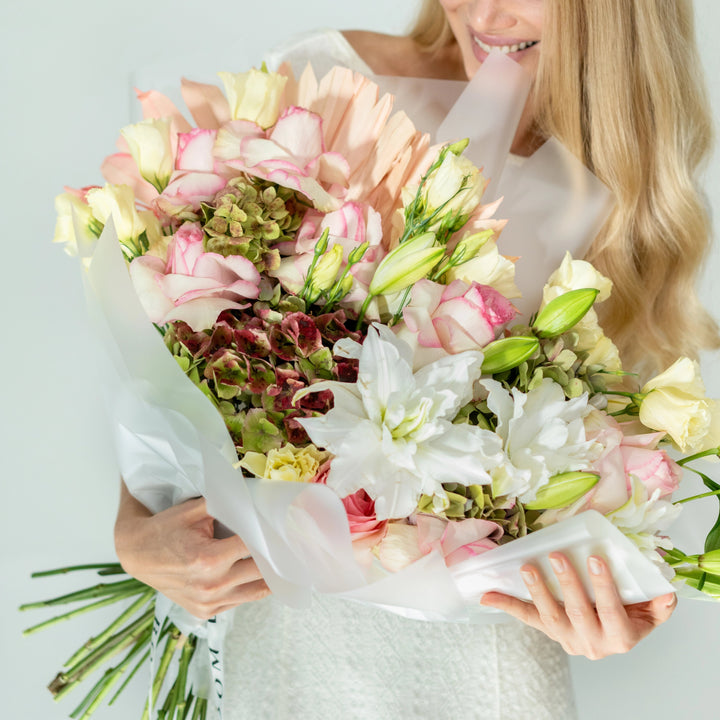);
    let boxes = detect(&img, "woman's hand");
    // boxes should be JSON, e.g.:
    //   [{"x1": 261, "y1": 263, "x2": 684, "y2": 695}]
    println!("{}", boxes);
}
[
  {"x1": 480, "y1": 553, "x2": 676, "y2": 660},
  {"x1": 115, "y1": 481, "x2": 270, "y2": 620}
]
